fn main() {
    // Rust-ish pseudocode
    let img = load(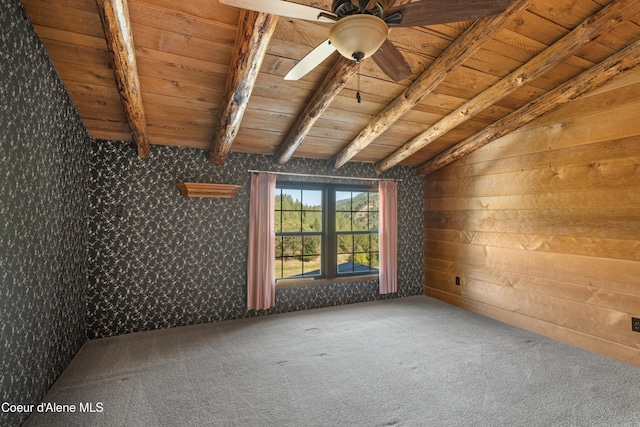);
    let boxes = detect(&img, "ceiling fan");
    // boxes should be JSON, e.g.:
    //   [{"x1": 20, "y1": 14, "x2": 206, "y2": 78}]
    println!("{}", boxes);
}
[{"x1": 220, "y1": 0, "x2": 509, "y2": 82}]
